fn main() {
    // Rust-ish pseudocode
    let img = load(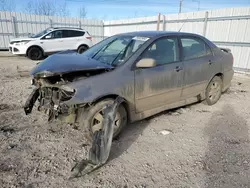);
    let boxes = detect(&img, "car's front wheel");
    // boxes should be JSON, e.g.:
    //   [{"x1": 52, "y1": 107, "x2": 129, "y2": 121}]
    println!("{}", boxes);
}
[
  {"x1": 205, "y1": 76, "x2": 222, "y2": 105},
  {"x1": 27, "y1": 47, "x2": 43, "y2": 60},
  {"x1": 80, "y1": 99, "x2": 127, "y2": 140}
]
